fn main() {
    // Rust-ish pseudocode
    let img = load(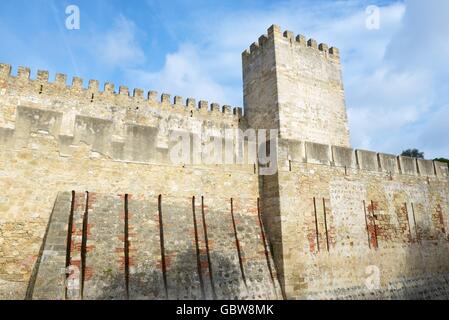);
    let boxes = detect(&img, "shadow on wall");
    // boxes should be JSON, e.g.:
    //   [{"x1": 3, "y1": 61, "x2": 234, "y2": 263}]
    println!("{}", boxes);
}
[
  {"x1": 400, "y1": 224, "x2": 449, "y2": 300},
  {"x1": 300, "y1": 206, "x2": 449, "y2": 300},
  {"x1": 207, "y1": 251, "x2": 245, "y2": 300},
  {"x1": 95, "y1": 249, "x2": 244, "y2": 300},
  {"x1": 359, "y1": 223, "x2": 449, "y2": 300}
]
